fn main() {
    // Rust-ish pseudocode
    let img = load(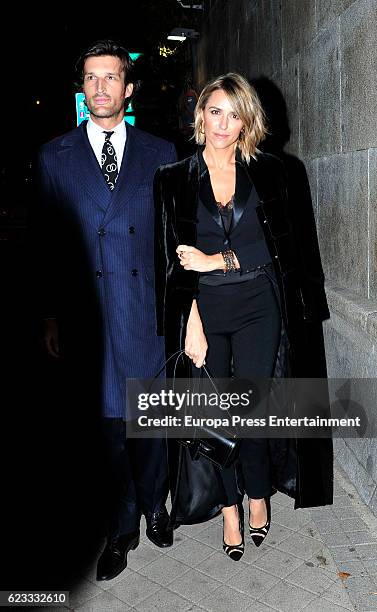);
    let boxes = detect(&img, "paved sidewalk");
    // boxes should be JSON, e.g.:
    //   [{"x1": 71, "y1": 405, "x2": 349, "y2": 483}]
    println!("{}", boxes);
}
[{"x1": 64, "y1": 463, "x2": 377, "y2": 611}]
